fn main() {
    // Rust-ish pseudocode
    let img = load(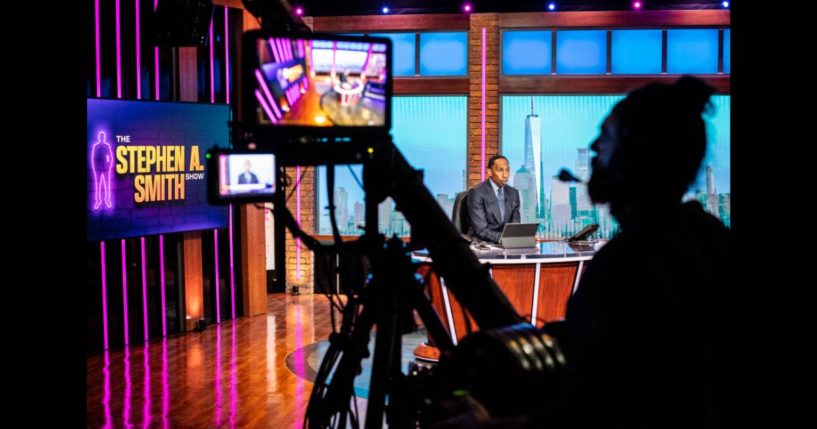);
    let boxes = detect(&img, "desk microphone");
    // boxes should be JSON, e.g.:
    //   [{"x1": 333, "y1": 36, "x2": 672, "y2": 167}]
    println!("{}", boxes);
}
[{"x1": 557, "y1": 168, "x2": 585, "y2": 184}]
